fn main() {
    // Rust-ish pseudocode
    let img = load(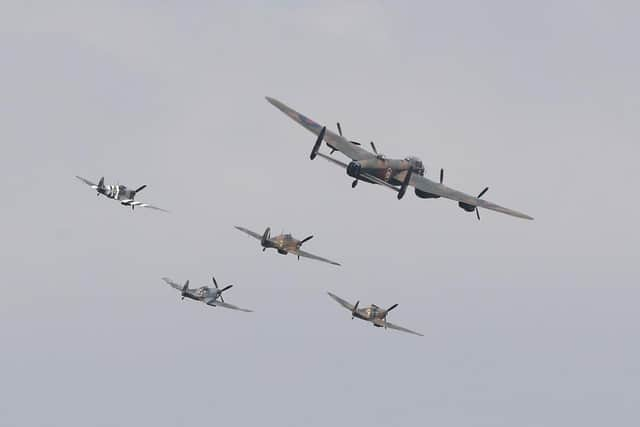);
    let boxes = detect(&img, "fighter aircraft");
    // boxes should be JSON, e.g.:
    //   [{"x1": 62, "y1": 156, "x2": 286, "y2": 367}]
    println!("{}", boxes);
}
[
  {"x1": 234, "y1": 226, "x2": 341, "y2": 266},
  {"x1": 328, "y1": 292, "x2": 423, "y2": 336},
  {"x1": 162, "y1": 276, "x2": 253, "y2": 312},
  {"x1": 265, "y1": 97, "x2": 533, "y2": 221},
  {"x1": 75, "y1": 176, "x2": 168, "y2": 212}
]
